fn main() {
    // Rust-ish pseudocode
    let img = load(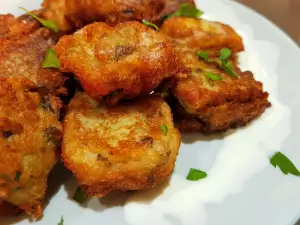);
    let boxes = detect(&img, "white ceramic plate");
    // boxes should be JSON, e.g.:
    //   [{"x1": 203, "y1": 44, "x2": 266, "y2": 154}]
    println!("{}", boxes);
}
[{"x1": 1, "y1": 0, "x2": 300, "y2": 225}]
